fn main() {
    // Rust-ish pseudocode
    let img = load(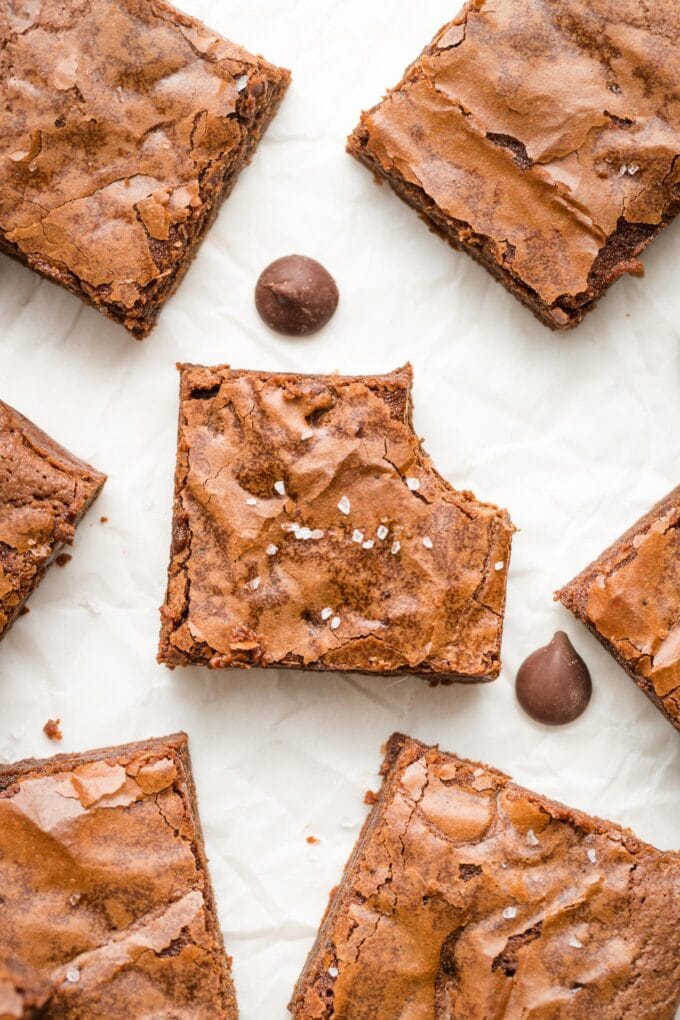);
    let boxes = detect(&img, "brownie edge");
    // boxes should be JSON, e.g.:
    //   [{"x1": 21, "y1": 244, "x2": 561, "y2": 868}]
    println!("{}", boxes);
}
[
  {"x1": 0, "y1": 0, "x2": 290, "y2": 338},
  {"x1": 290, "y1": 734, "x2": 680, "y2": 1019},
  {"x1": 0, "y1": 733, "x2": 237, "y2": 1018},
  {"x1": 158, "y1": 363, "x2": 514, "y2": 681},
  {"x1": 347, "y1": 0, "x2": 680, "y2": 330},
  {"x1": 557, "y1": 485, "x2": 680, "y2": 732}
]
